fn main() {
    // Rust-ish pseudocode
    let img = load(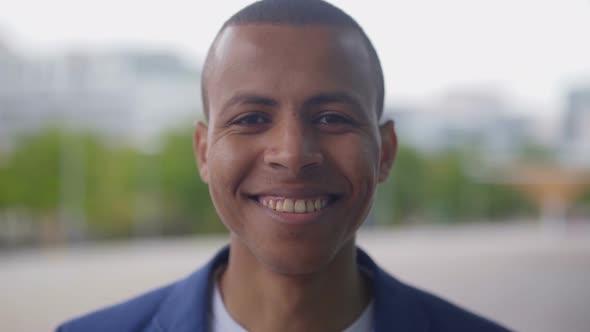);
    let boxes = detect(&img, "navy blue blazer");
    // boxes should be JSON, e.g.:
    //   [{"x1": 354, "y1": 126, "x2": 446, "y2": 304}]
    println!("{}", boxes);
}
[{"x1": 57, "y1": 246, "x2": 511, "y2": 332}]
